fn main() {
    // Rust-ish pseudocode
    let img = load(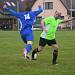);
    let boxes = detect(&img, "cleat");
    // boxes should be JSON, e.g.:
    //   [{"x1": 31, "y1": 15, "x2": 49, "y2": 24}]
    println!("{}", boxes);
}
[
  {"x1": 26, "y1": 54, "x2": 32, "y2": 61},
  {"x1": 23, "y1": 49, "x2": 31, "y2": 61},
  {"x1": 52, "y1": 60, "x2": 58, "y2": 65}
]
